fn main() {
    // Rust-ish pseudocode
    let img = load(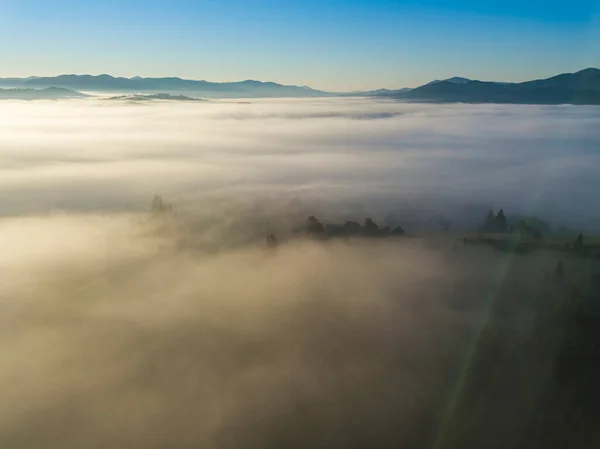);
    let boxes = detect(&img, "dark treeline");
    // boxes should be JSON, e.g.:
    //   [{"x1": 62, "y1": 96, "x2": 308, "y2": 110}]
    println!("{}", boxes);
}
[{"x1": 305, "y1": 216, "x2": 405, "y2": 240}]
